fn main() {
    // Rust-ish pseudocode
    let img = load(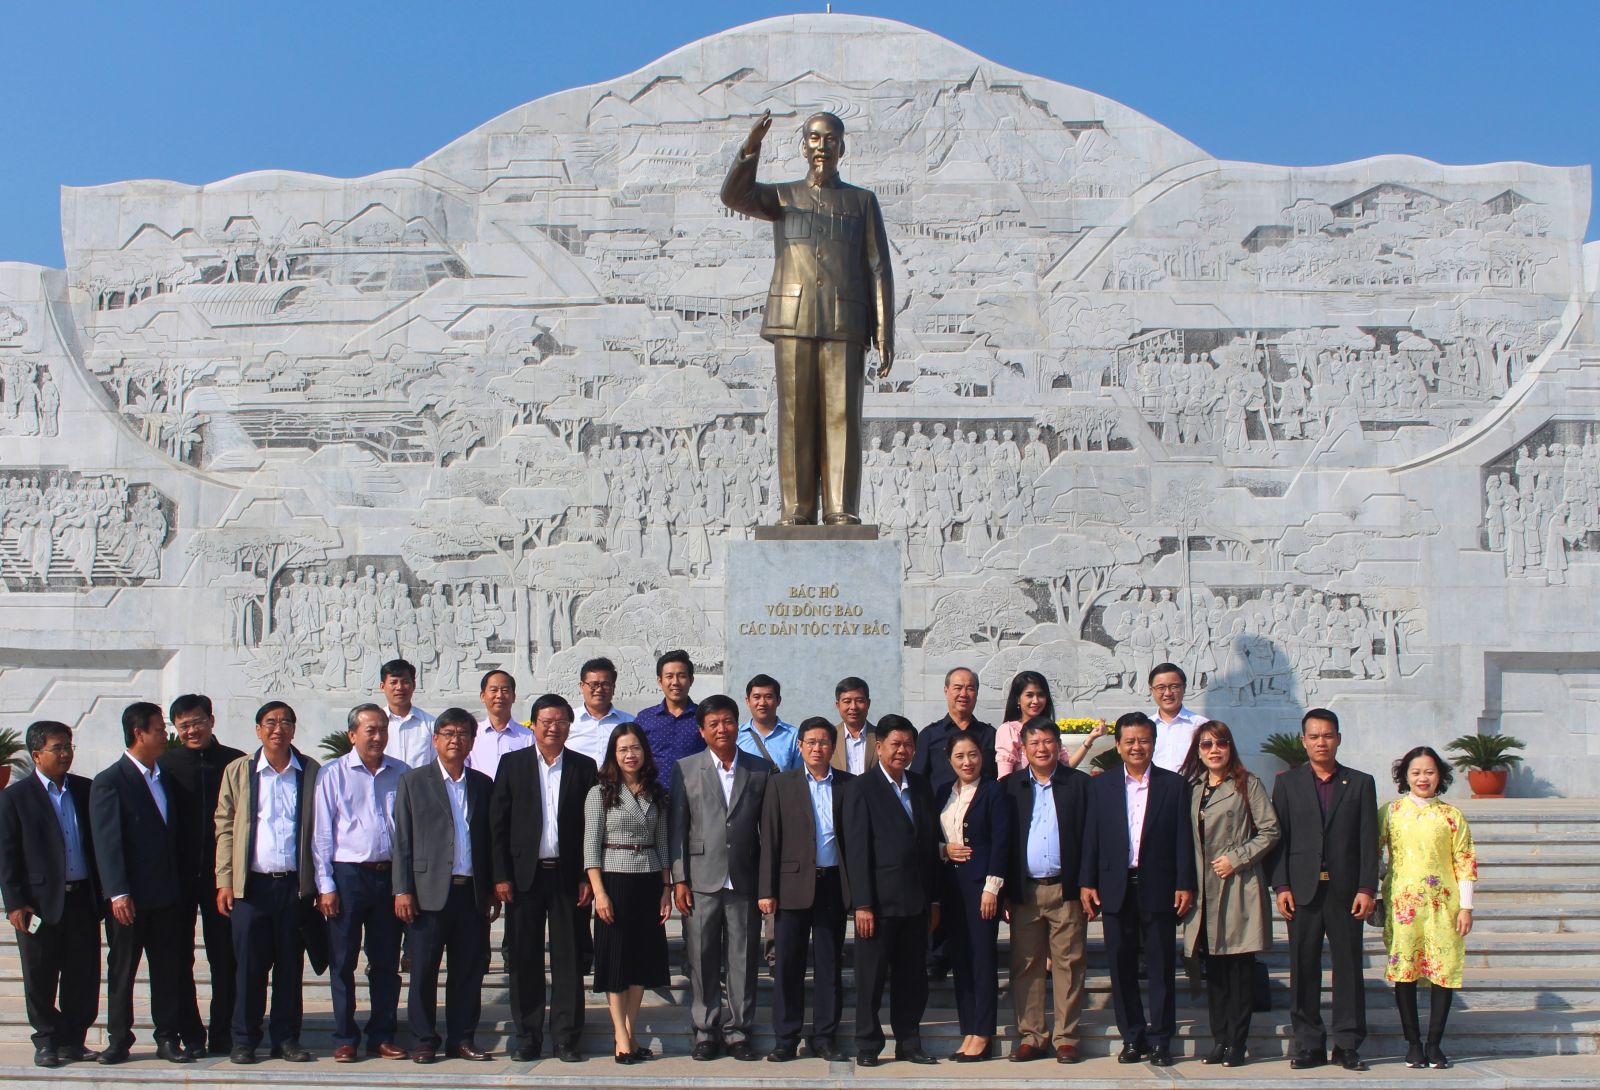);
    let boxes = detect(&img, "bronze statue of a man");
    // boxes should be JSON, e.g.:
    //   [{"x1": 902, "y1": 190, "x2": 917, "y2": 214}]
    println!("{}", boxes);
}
[{"x1": 721, "y1": 110, "x2": 894, "y2": 526}]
